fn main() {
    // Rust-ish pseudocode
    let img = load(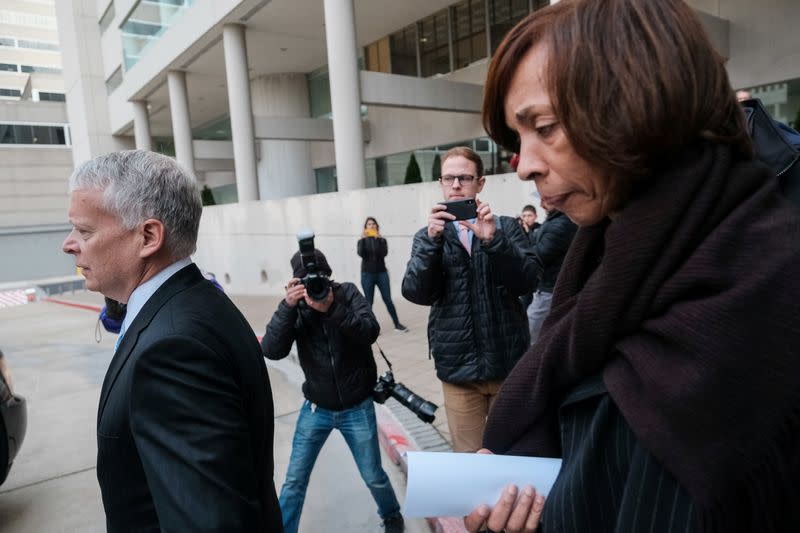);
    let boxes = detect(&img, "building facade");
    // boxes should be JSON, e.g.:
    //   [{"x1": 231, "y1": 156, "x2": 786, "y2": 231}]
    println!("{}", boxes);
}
[
  {"x1": 43, "y1": 0, "x2": 800, "y2": 293},
  {"x1": 0, "y1": 0, "x2": 76, "y2": 282}
]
